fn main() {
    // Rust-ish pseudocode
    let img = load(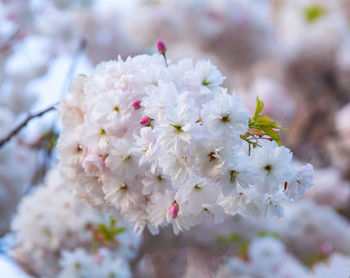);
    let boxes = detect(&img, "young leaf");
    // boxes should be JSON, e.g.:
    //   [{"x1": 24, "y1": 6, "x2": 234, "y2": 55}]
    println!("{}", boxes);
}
[
  {"x1": 251, "y1": 115, "x2": 282, "y2": 129},
  {"x1": 253, "y1": 96, "x2": 264, "y2": 118},
  {"x1": 266, "y1": 129, "x2": 281, "y2": 145},
  {"x1": 248, "y1": 128, "x2": 265, "y2": 136}
]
